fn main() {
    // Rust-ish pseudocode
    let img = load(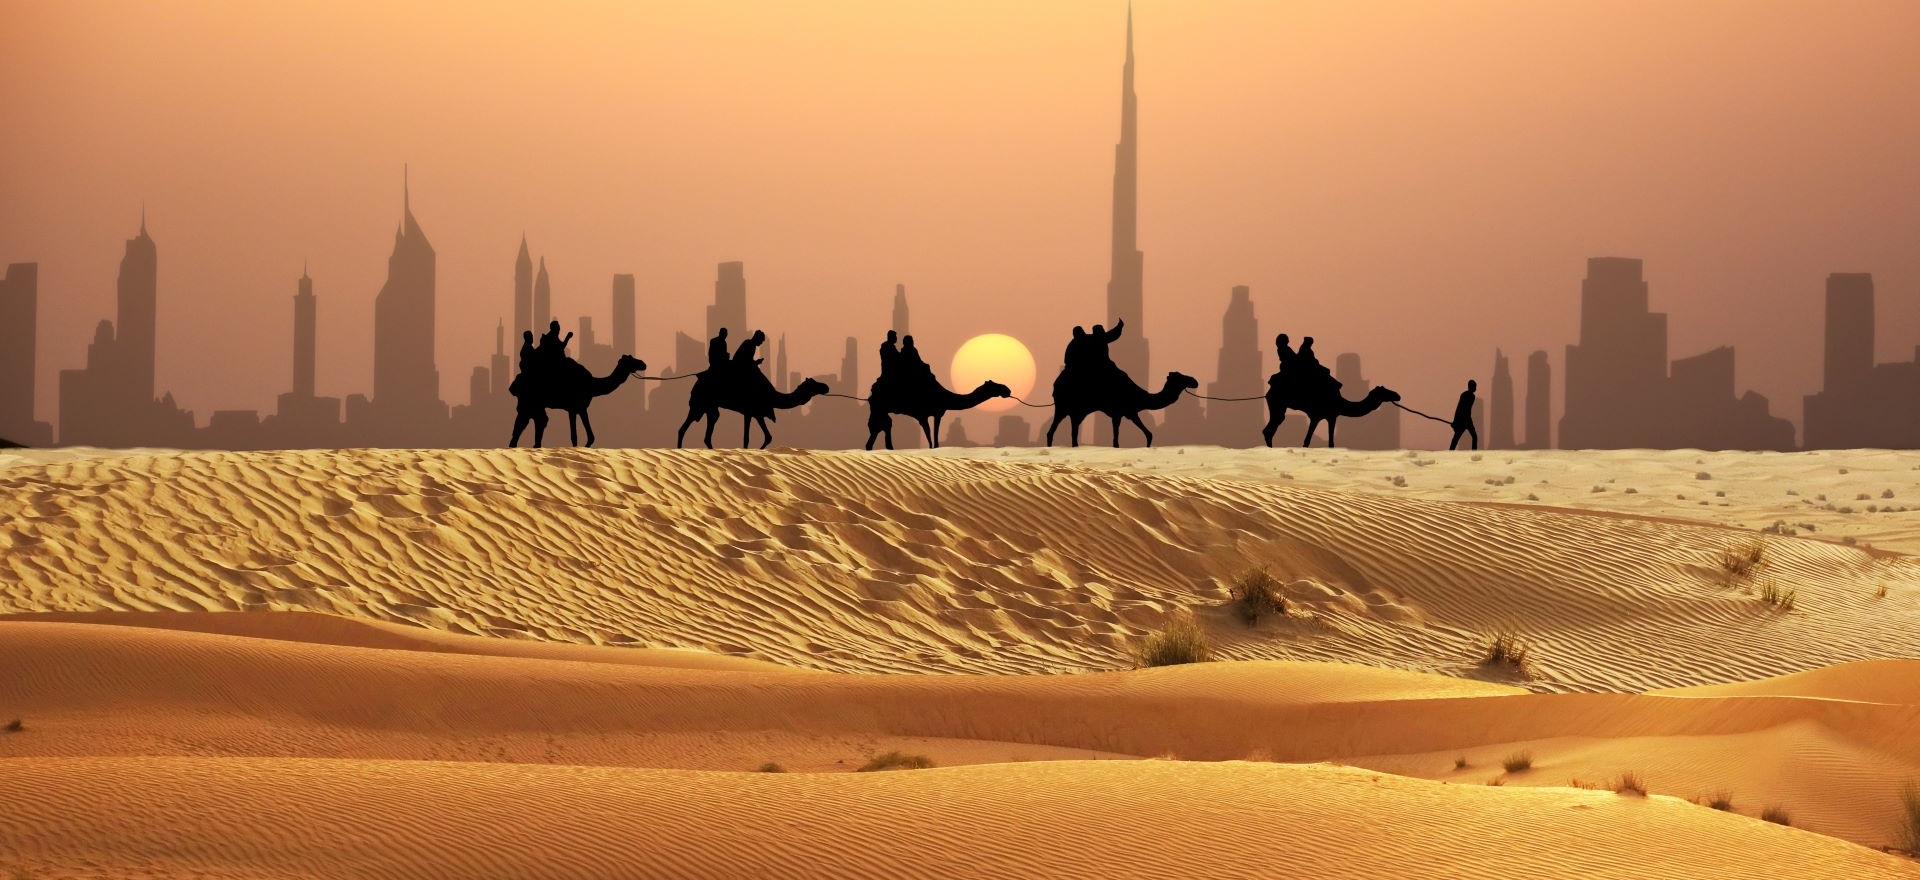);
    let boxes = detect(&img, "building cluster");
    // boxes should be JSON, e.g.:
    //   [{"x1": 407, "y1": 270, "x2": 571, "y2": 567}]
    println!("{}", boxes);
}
[{"x1": 5, "y1": 11, "x2": 1913, "y2": 453}]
